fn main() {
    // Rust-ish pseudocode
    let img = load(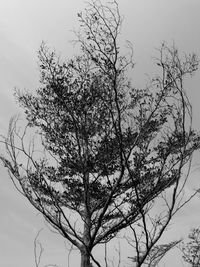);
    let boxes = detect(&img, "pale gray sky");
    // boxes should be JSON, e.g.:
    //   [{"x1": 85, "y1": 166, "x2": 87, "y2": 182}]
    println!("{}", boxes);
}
[{"x1": 0, "y1": 0, "x2": 200, "y2": 266}]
